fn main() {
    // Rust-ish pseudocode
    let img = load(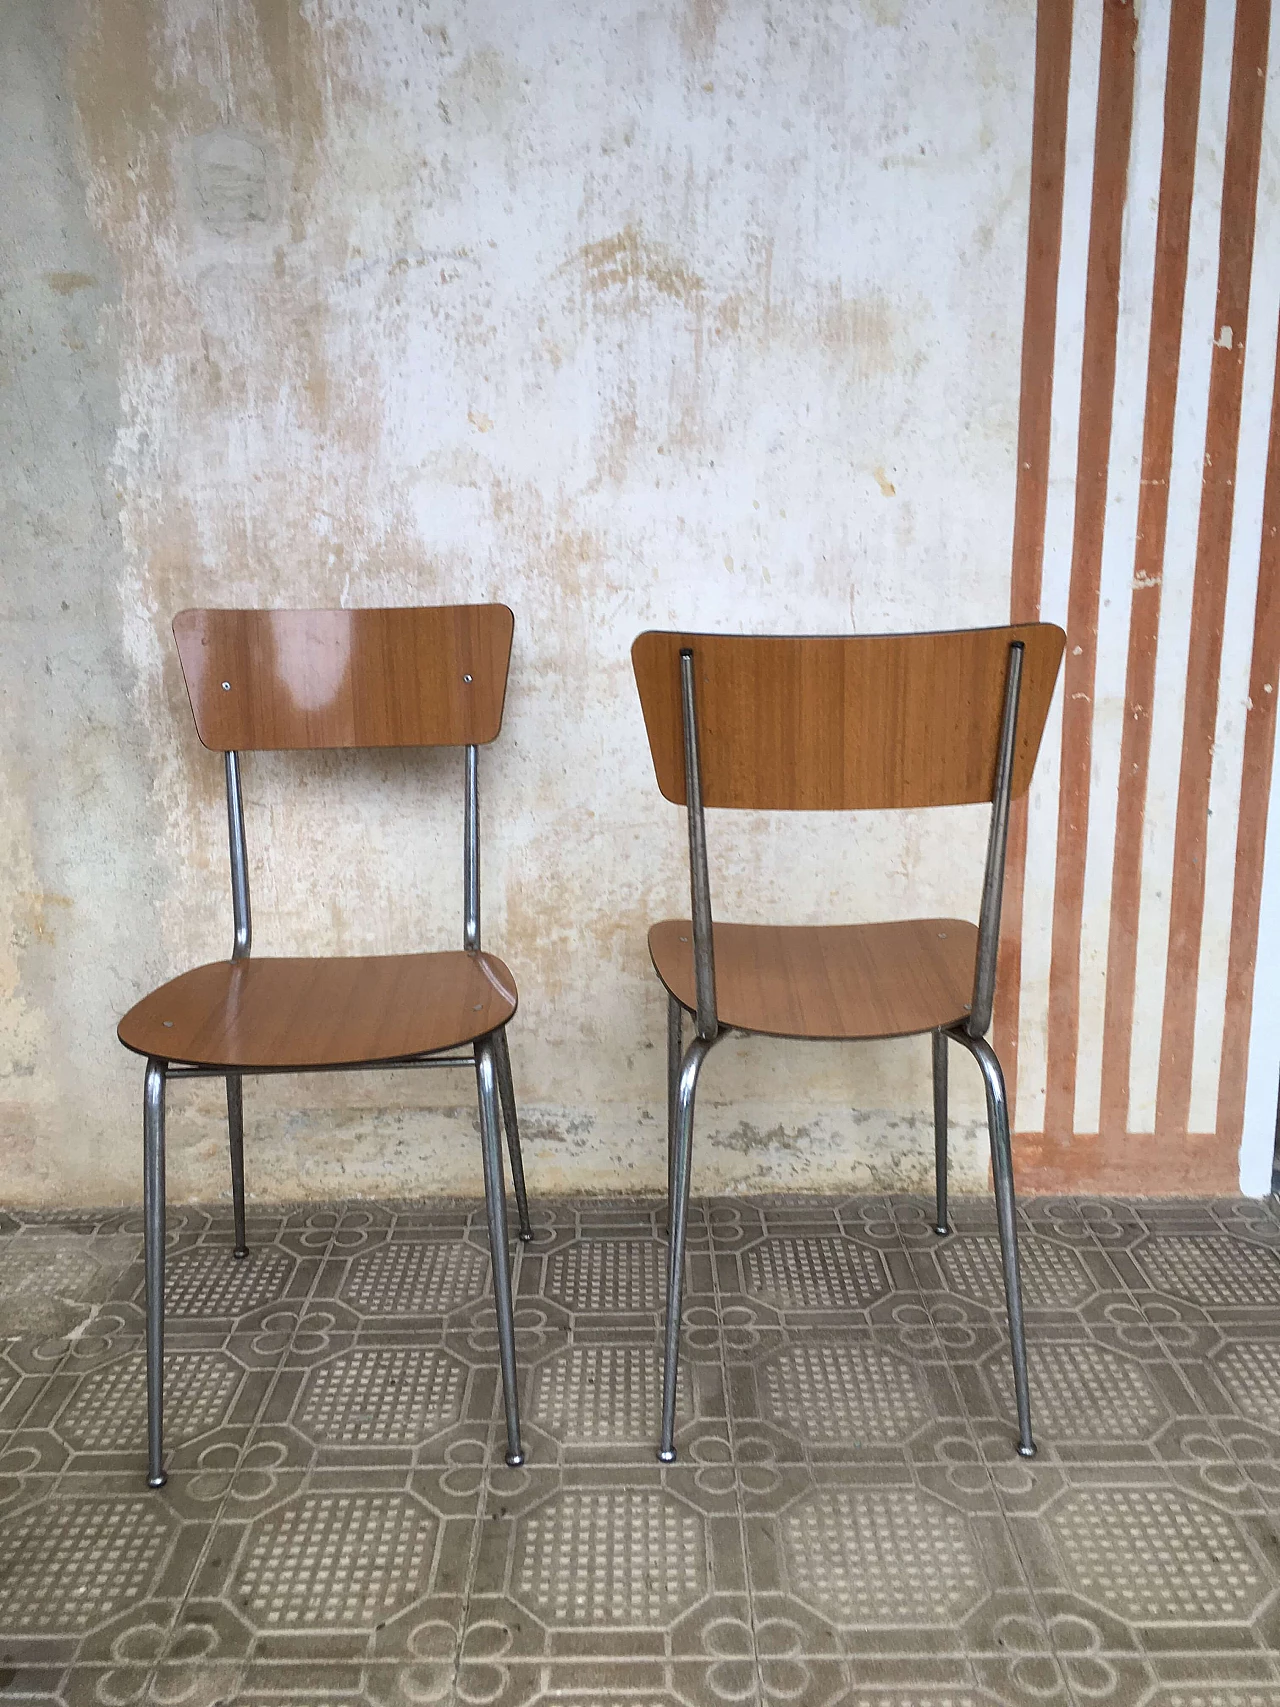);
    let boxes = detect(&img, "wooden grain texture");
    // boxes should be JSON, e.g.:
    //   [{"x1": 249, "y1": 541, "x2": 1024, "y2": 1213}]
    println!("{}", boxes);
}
[
  {"x1": 649, "y1": 918, "x2": 979, "y2": 1040},
  {"x1": 117, "y1": 951, "x2": 518, "y2": 1068},
  {"x1": 632, "y1": 625, "x2": 1064, "y2": 810},
  {"x1": 173, "y1": 605, "x2": 514, "y2": 752}
]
